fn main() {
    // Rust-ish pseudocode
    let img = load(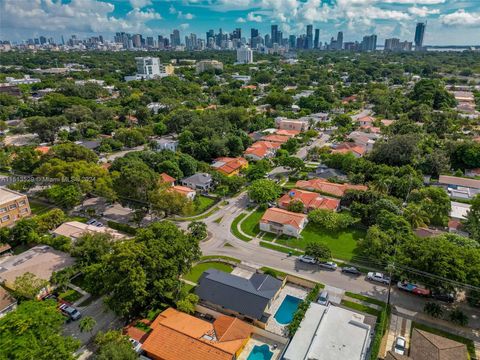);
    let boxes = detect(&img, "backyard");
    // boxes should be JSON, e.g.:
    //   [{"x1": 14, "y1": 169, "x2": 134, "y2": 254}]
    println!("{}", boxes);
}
[
  {"x1": 183, "y1": 261, "x2": 233, "y2": 283},
  {"x1": 275, "y1": 223, "x2": 365, "y2": 261}
]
